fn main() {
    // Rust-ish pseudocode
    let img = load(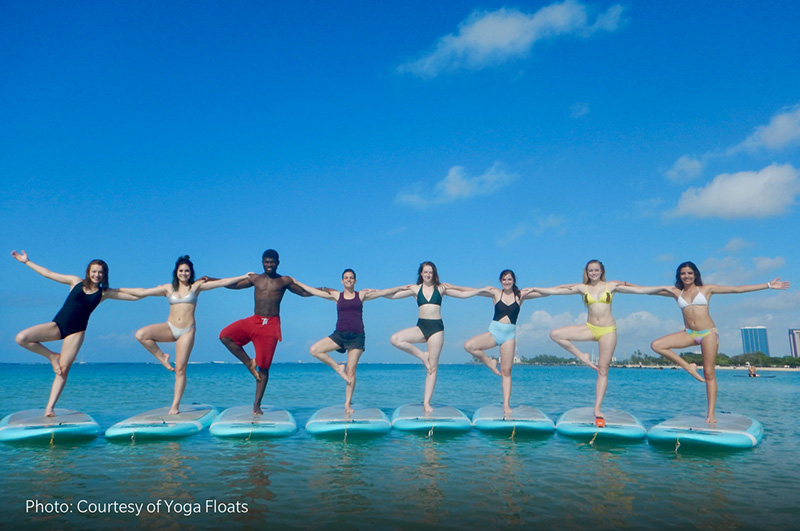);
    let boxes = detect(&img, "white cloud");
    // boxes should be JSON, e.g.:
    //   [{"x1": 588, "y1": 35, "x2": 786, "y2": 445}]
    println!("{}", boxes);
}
[
  {"x1": 737, "y1": 105, "x2": 800, "y2": 152},
  {"x1": 664, "y1": 154, "x2": 706, "y2": 182},
  {"x1": 702, "y1": 255, "x2": 786, "y2": 285},
  {"x1": 570, "y1": 102, "x2": 590, "y2": 118},
  {"x1": 397, "y1": 1, "x2": 624, "y2": 78},
  {"x1": 396, "y1": 163, "x2": 518, "y2": 208},
  {"x1": 495, "y1": 215, "x2": 567, "y2": 245},
  {"x1": 671, "y1": 163, "x2": 800, "y2": 219},
  {"x1": 718, "y1": 237, "x2": 751, "y2": 253},
  {"x1": 665, "y1": 104, "x2": 800, "y2": 181},
  {"x1": 496, "y1": 223, "x2": 527, "y2": 246}
]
